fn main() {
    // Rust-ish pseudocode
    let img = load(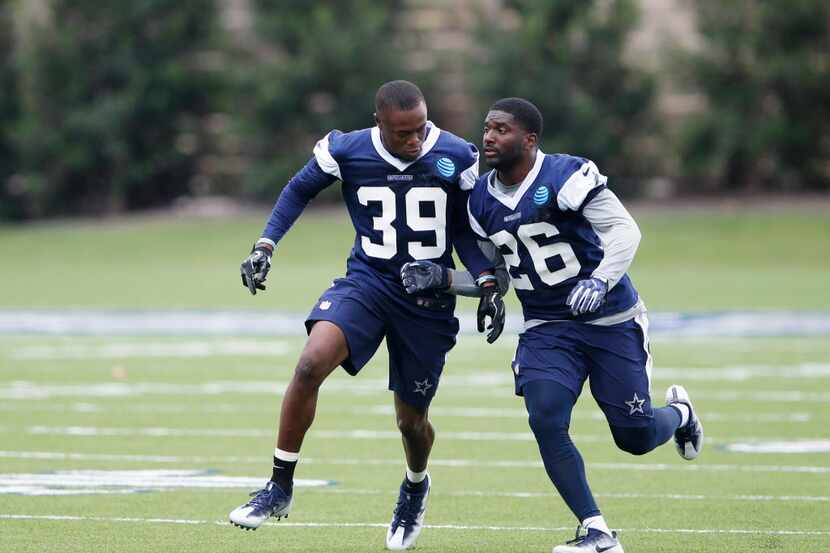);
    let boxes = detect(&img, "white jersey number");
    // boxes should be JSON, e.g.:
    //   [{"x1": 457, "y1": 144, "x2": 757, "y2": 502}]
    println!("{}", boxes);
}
[
  {"x1": 492, "y1": 222, "x2": 581, "y2": 290},
  {"x1": 357, "y1": 186, "x2": 447, "y2": 260}
]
